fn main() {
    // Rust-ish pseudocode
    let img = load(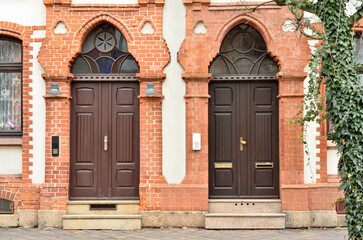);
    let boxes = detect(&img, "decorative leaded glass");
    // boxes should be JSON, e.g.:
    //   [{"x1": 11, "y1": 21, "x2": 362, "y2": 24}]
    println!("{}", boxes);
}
[
  {"x1": 72, "y1": 23, "x2": 139, "y2": 74},
  {"x1": 210, "y1": 24, "x2": 279, "y2": 76}
]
